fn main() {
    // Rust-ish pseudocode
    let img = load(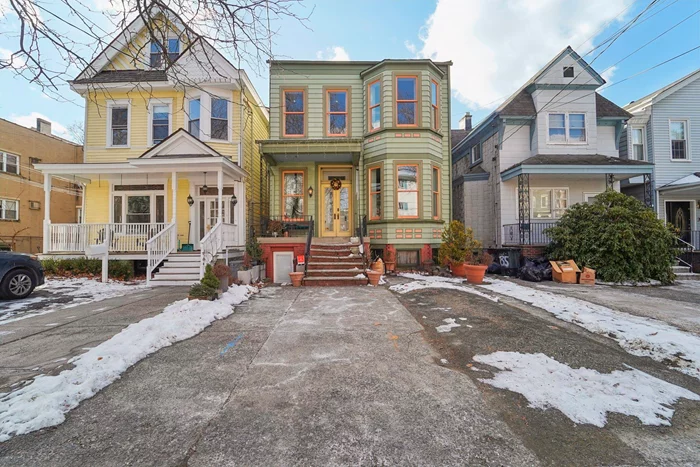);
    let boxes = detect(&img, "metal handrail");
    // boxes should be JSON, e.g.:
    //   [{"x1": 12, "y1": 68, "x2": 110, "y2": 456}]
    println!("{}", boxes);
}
[
  {"x1": 674, "y1": 235, "x2": 695, "y2": 273},
  {"x1": 303, "y1": 217, "x2": 314, "y2": 277},
  {"x1": 357, "y1": 214, "x2": 367, "y2": 267}
]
